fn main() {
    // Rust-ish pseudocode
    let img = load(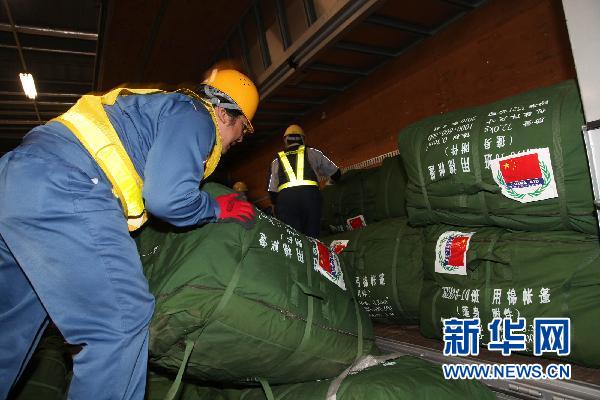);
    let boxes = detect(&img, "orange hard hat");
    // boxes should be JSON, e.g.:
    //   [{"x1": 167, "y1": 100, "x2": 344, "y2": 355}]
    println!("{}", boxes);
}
[
  {"x1": 203, "y1": 69, "x2": 259, "y2": 133},
  {"x1": 283, "y1": 124, "x2": 304, "y2": 137},
  {"x1": 233, "y1": 181, "x2": 248, "y2": 192}
]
